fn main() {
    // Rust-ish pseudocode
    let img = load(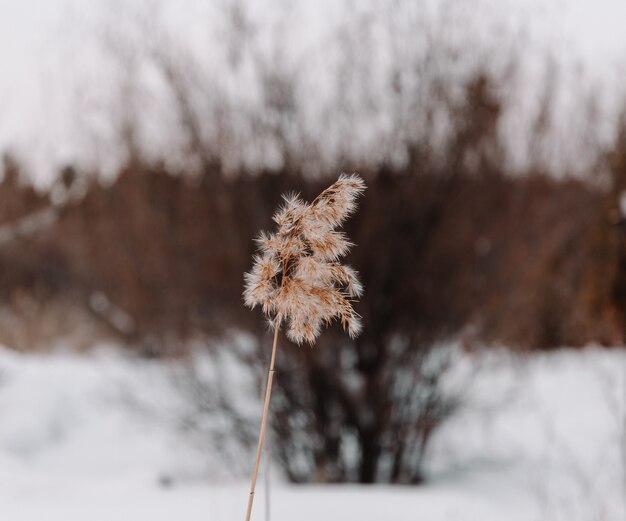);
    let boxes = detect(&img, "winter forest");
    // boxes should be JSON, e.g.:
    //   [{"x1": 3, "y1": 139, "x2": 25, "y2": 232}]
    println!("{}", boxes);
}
[{"x1": 0, "y1": 0, "x2": 625, "y2": 519}]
